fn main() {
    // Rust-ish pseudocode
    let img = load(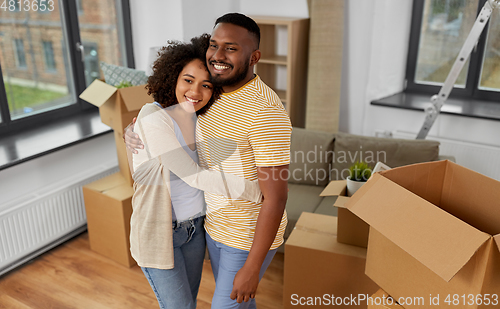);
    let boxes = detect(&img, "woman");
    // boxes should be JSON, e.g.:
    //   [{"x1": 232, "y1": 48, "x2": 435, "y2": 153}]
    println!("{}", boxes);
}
[{"x1": 129, "y1": 34, "x2": 262, "y2": 309}]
